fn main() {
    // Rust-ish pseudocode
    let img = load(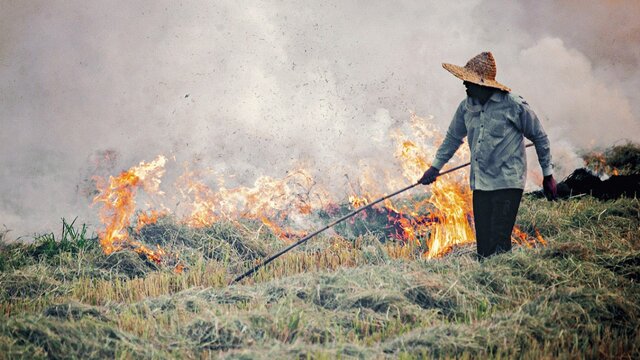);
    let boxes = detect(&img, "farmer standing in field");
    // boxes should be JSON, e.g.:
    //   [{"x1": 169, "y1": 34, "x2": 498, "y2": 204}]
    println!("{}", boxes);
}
[{"x1": 419, "y1": 51, "x2": 557, "y2": 258}]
